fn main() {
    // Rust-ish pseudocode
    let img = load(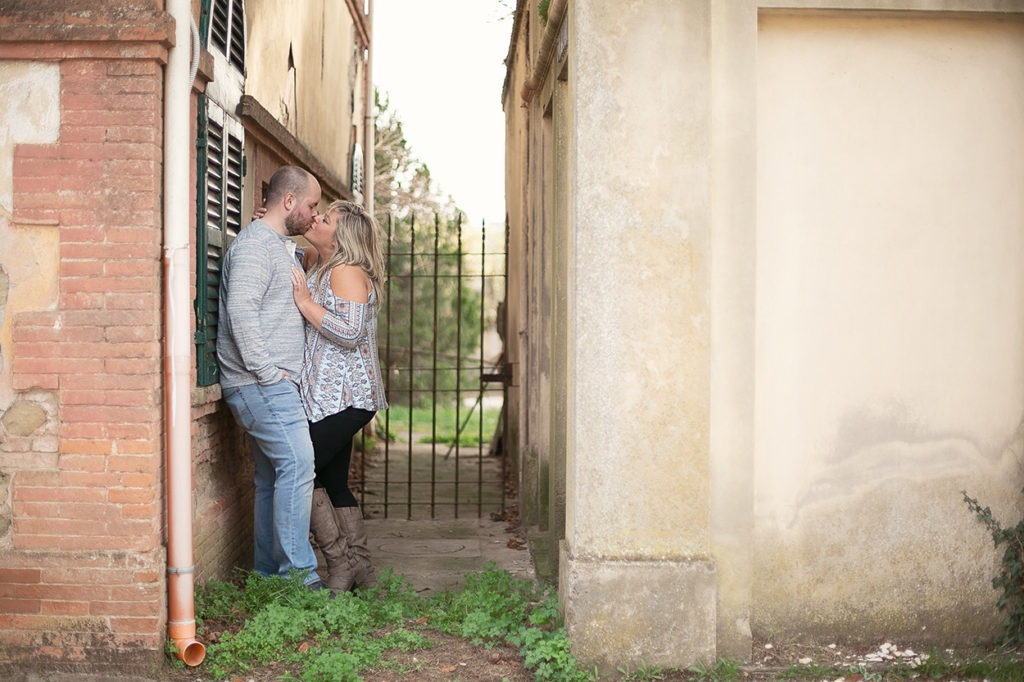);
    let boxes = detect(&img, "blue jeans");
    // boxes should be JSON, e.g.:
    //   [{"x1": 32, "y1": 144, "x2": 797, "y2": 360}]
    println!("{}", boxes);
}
[{"x1": 223, "y1": 380, "x2": 318, "y2": 584}]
